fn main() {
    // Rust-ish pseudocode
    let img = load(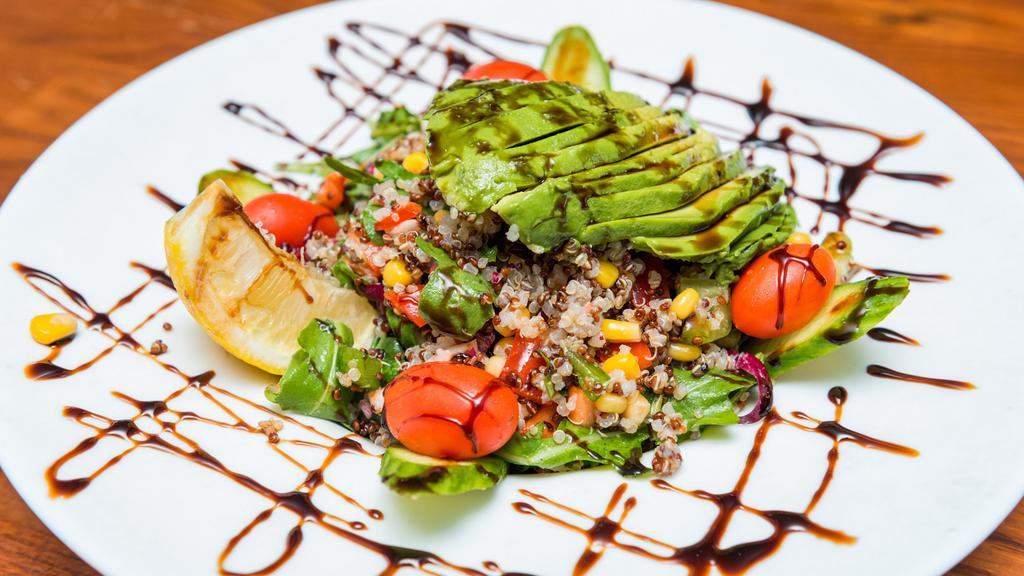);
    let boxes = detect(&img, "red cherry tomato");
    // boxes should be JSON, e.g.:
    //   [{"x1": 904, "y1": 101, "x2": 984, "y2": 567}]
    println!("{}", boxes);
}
[
  {"x1": 500, "y1": 336, "x2": 545, "y2": 384},
  {"x1": 244, "y1": 193, "x2": 339, "y2": 249},
  {"x1": 375, "y1": 202, "x2": 422, "y2": 232},
  {"x1": 385, "y1": 362, "x2": 519, "y2": 460},
  {"x1": 385, "y1": 288, "x2": 427, "y2": 328},
  {"x1": 316, "y1": 172, "x2": 346, "y2": 210},
  {"x1": 464, "y1": 60, "x2": 547, "y2": 82},
  {"x1": 731, "y1": 244, "x2": 837, "y2": 339}
]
